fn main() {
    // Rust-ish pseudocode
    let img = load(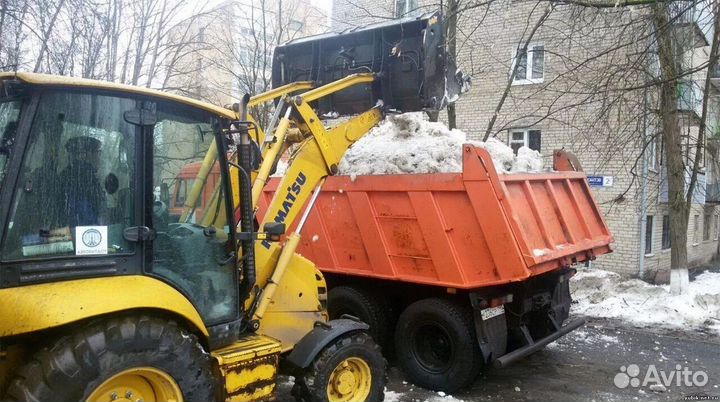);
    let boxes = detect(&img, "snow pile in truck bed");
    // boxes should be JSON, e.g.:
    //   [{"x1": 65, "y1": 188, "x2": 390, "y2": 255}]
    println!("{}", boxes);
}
[
  {"x1": 337, "y1": 113, "x2": 542, "y2": 176},
  {"x1": 571, "y1": 268, "x2": 720, "y2": 335}
]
